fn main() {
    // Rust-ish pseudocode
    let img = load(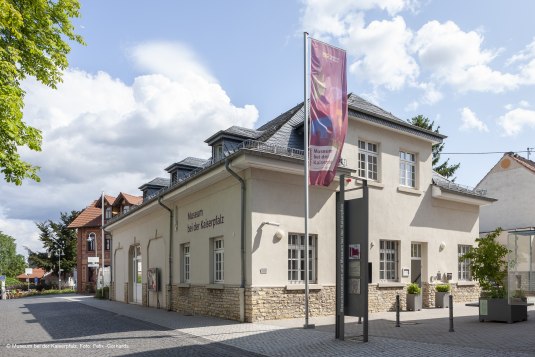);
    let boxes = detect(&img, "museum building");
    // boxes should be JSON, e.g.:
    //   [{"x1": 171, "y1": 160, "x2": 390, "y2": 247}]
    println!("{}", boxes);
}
[{"x1": 106, "y1": 94, "x2": 495, "y2": 322}]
